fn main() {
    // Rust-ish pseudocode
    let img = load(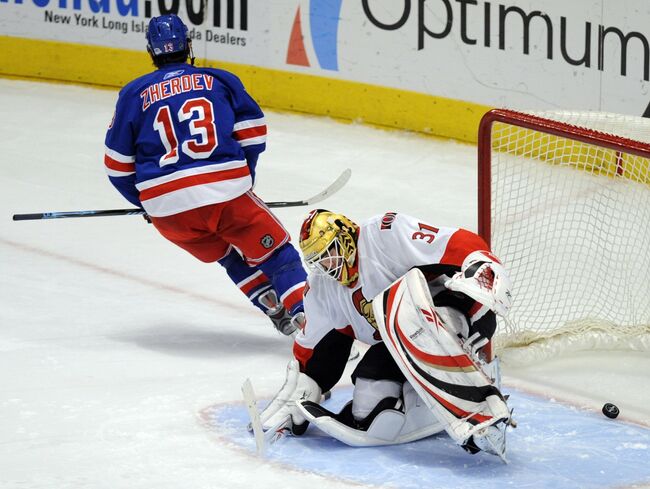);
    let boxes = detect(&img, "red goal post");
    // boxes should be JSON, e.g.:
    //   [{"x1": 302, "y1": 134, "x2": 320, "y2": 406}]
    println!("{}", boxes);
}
[{"x1": 478, "y1": 109, "x2": 650, "y2": 364}]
